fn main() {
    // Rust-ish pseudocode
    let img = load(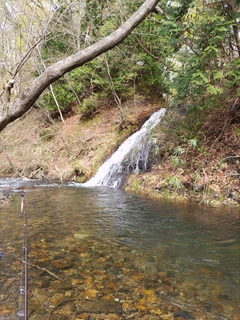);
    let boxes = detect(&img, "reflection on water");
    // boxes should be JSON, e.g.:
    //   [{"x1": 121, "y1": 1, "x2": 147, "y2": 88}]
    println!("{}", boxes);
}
[{"x1": 0, "y1": 179, "x2": 240, "y2": 319}]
